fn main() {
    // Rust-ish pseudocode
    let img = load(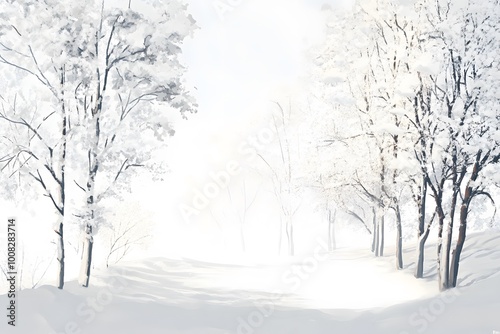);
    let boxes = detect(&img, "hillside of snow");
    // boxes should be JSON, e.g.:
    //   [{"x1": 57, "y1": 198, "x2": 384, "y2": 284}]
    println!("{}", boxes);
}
[{"x1": 1, "y1": 231, "x2": 499, "y2": 334}]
